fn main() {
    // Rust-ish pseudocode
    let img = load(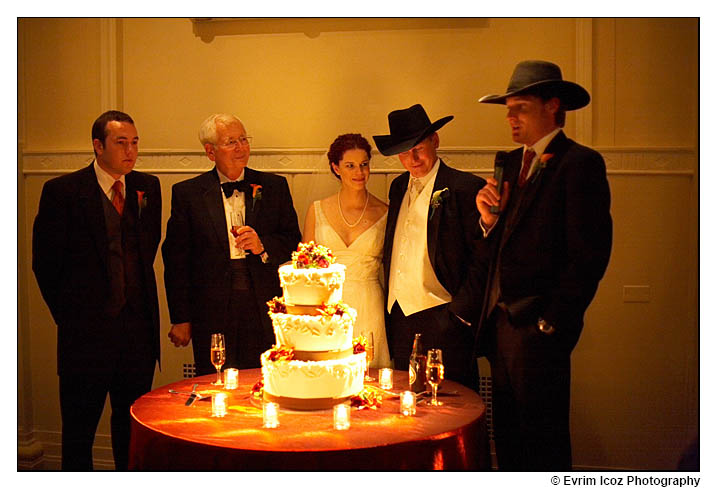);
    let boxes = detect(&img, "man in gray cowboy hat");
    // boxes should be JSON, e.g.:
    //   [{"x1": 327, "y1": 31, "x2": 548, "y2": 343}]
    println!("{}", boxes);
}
[
  {"x1": 475, "y1": 60, "x2": 613, "y2": 470},
  {"x1": 374, "y1": 104, "x2": 486, "y2": 390}
]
